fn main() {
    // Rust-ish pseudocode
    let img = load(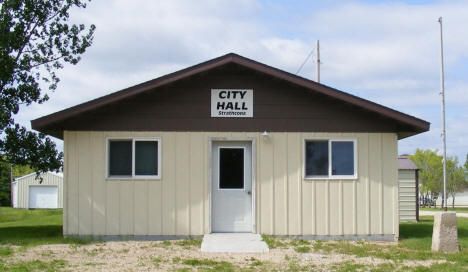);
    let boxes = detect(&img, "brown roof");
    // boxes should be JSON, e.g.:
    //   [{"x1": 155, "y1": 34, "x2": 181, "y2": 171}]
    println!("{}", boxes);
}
[
  {"x1": 398, "y1": 154, "x2": 418, "y2": 170},
  {"x1": 31, "y1": 53, "x2": 430, "y2": 138}
]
